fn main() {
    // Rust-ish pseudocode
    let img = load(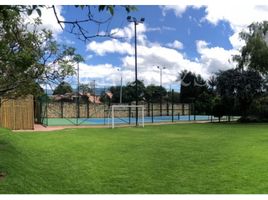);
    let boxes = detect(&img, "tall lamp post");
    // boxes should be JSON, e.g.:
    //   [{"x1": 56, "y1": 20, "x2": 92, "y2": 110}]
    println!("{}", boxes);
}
[
  {"x1": 76, "y1": 61, "x2": 80, "y2": 125},
  {"x1": 127, "y1": 16, "x2": 145, "y2": 126},
  {"x1": 117, "y1": 68, "x2": 123, "y2": 104},
  {"x1": 156, "y1": 65, "x2": 166, "y2": 116}
]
